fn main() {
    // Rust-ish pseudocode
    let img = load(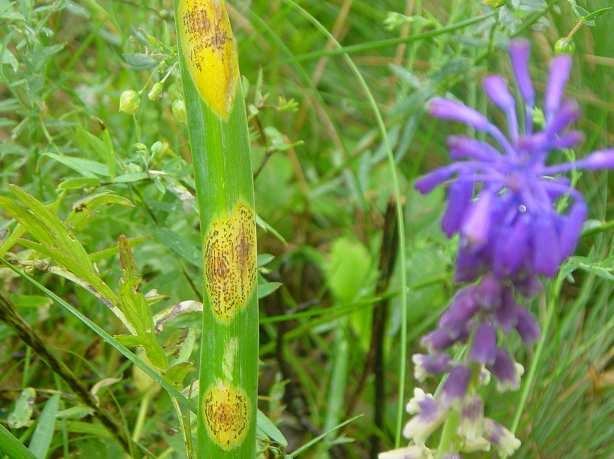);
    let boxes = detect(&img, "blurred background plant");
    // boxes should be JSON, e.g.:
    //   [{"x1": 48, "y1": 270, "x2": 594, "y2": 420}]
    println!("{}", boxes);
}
[{"x1": 0, "y1": 0, "x2": 612, "y2": 458}]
